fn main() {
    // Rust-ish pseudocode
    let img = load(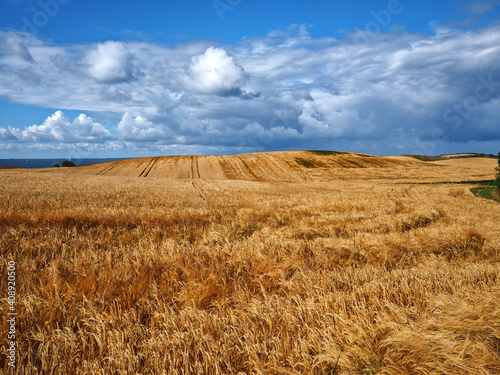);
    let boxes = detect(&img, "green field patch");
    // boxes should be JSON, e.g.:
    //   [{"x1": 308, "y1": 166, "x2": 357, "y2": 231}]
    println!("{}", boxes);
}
[
  {"x1": 296, "y1": 158, "x2": 327, "y2": 168},
  {"x1": 406, "y1": 180, "x2": 497, "y2": 186},
  {"x1": 402, "y1": 154, "x2": 446, "y2": 162},
  {"x1": 307, "y1": 150, "x2": 348, "y2": 156},
  {"x1": 344, "y1": 159, "x2": 366, "y2": 168},
  {"x1": 470, "y1": 186, "x2": 500, "y2": 202},
  {"x1": 353, "y1": 153, "x2": 377, "y2": 158}
]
